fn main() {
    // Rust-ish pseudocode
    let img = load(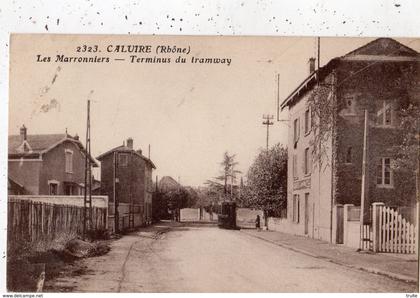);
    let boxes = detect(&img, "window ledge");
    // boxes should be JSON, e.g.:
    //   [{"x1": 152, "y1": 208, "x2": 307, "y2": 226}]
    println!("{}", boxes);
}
[
  {"x1": 374, "y1": 125, "x2": 396, "y2": 129},
  {"x1": 376, "y1": 184, "x2": 394, "y2": 189}
]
